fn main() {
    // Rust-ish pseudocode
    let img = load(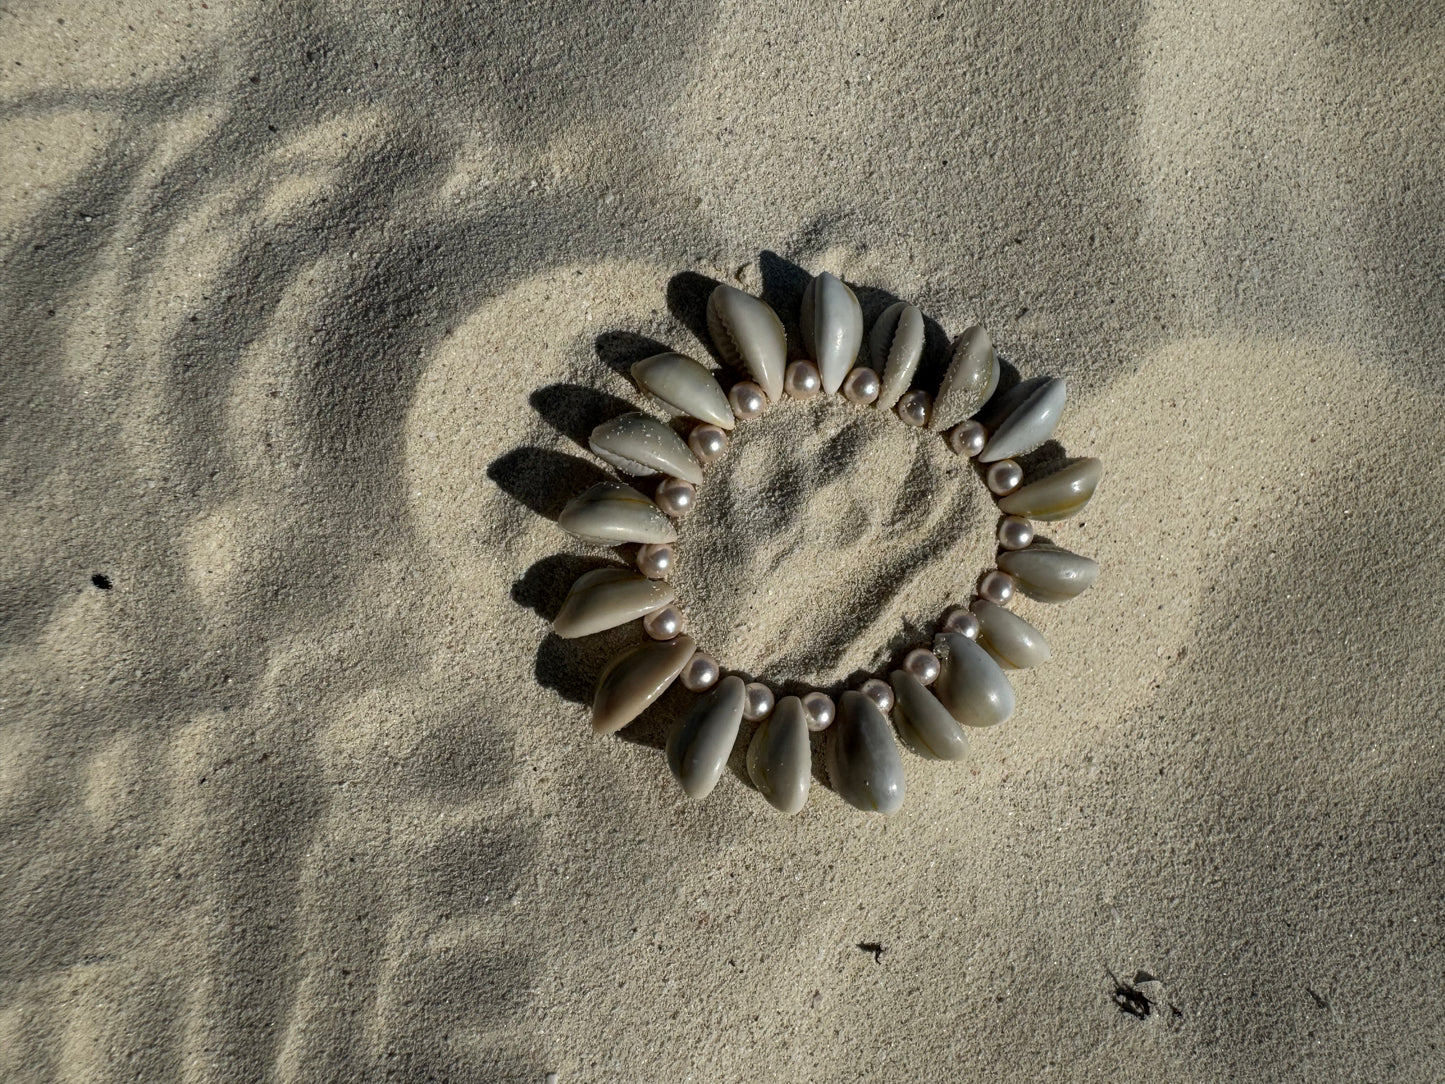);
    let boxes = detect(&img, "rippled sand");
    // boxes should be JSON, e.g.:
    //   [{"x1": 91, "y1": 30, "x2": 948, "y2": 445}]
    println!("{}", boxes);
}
[{"x1": 3, "y1": 3, "x2": 1442, "y2": 1082}]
